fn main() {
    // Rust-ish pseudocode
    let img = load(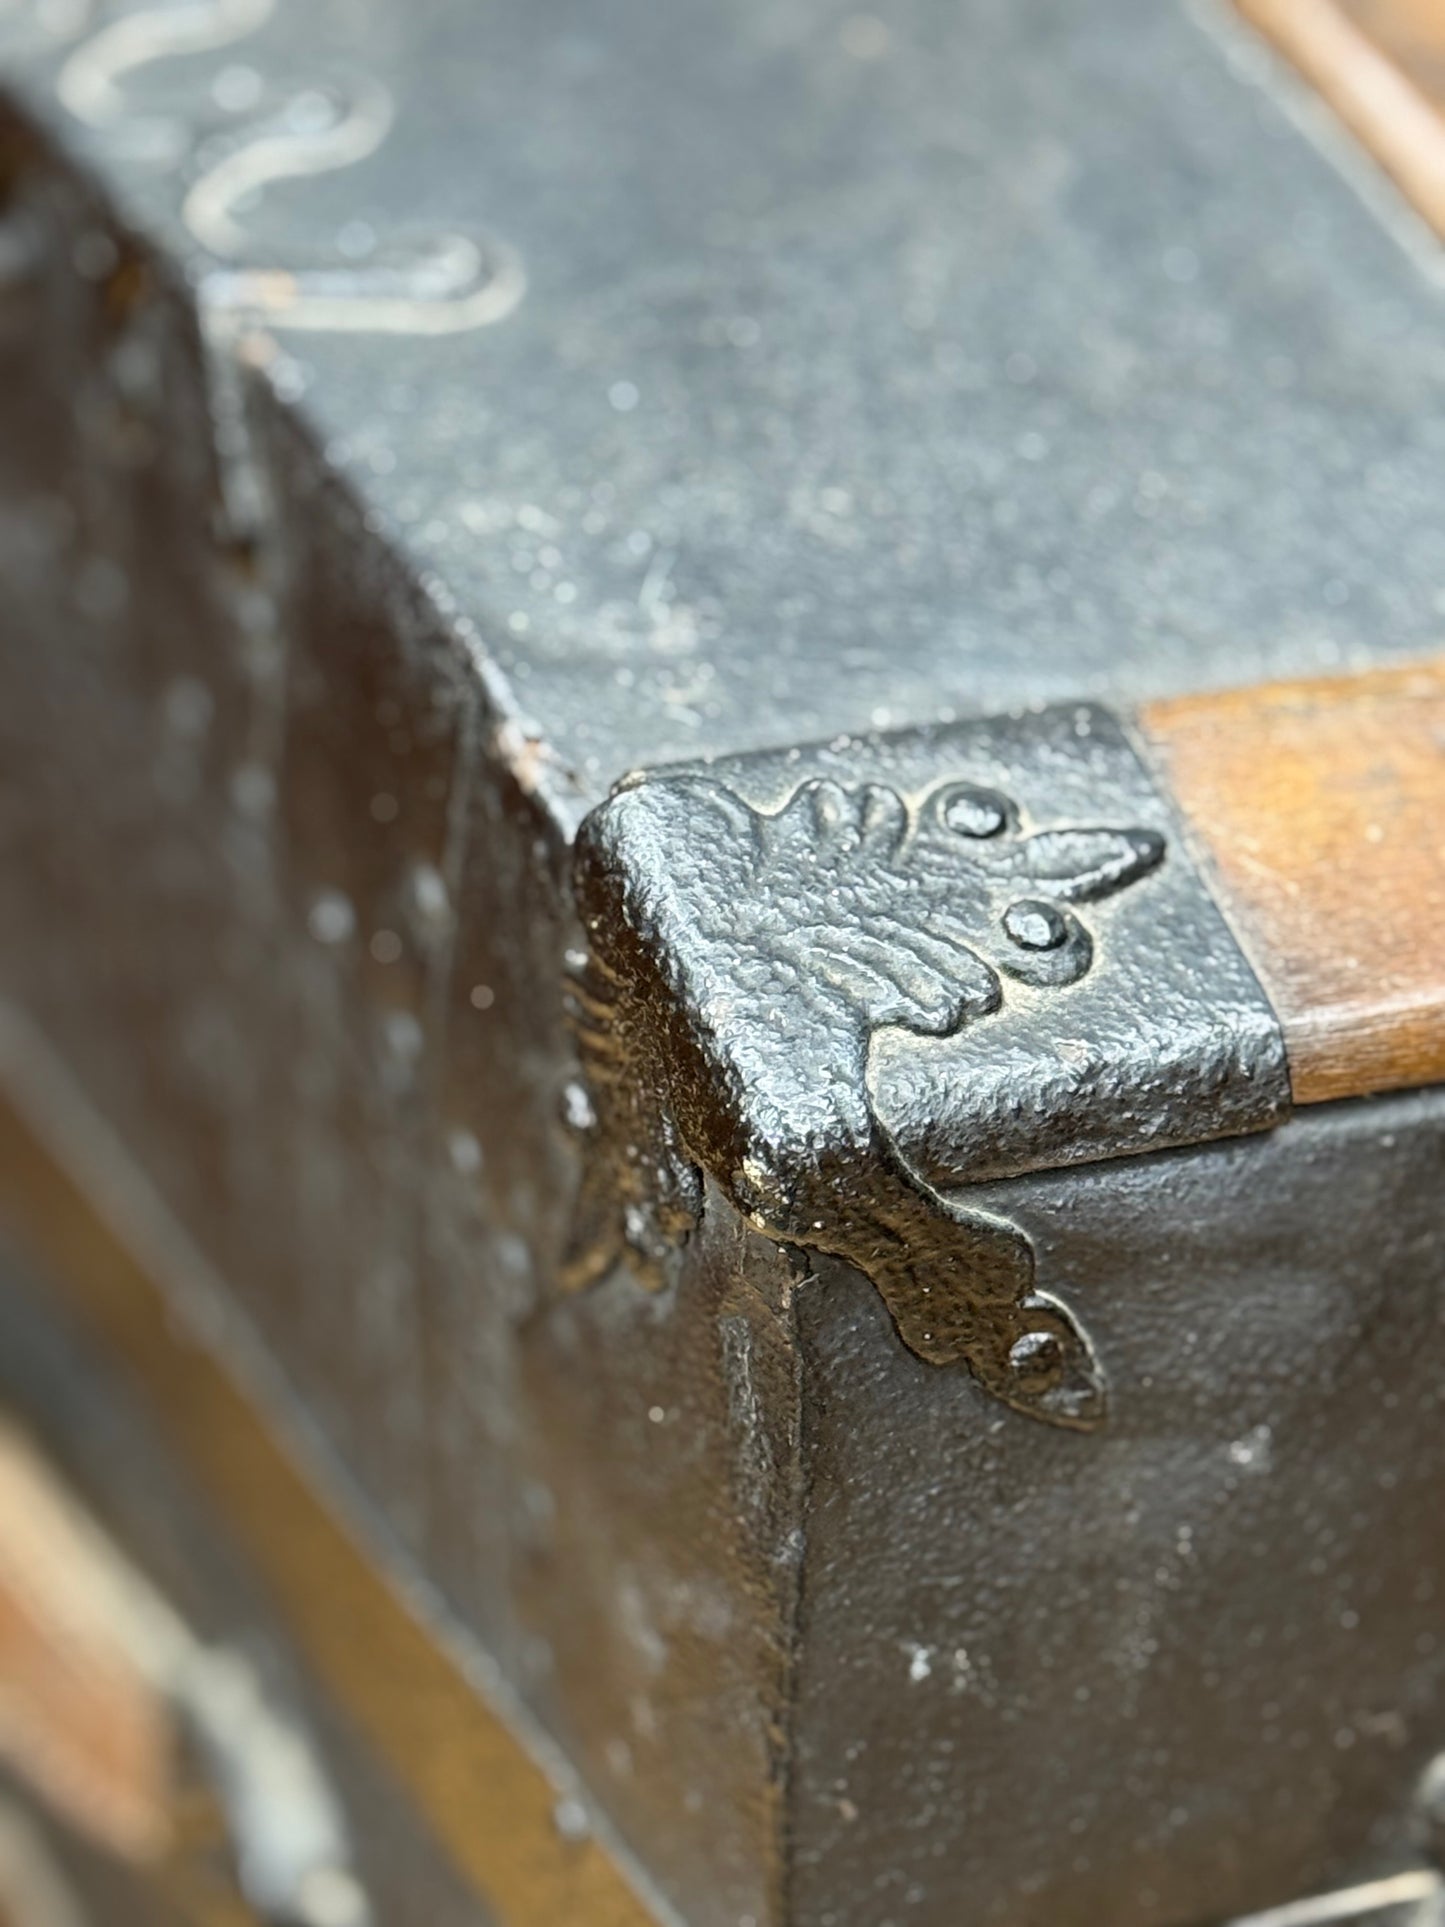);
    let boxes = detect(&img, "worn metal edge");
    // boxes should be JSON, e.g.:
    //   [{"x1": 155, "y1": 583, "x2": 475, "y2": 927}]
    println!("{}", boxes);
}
[
  {"x1": 565, "y1": 700, "x2": 1294, "y2": 1430},
  {"x1": 0, "y1": 1001, "x2": 671, "y2": 1927}
]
